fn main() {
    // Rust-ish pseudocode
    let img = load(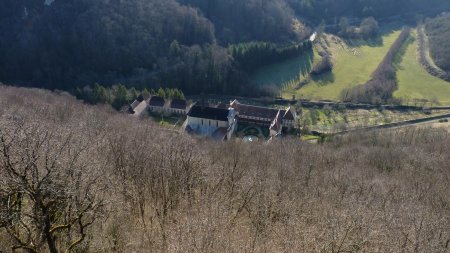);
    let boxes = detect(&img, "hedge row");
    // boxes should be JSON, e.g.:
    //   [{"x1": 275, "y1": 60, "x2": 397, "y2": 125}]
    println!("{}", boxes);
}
[
  {"x1": 417, "y1": 26, "x2": 450, "y2": 81},
  {"x1": 342, "y1": 28, "x2": 411, "y2": 104}
]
